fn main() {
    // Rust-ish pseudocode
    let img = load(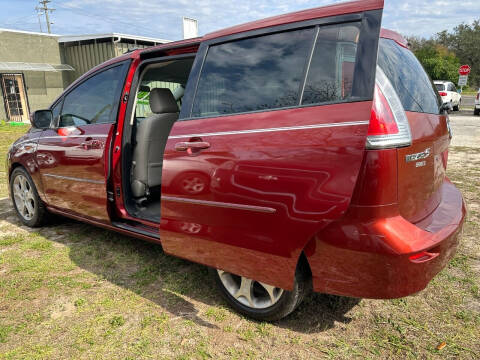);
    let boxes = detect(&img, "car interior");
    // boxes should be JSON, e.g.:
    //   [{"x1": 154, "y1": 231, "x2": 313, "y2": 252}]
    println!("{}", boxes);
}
[{"x1": 122, "y1": 57, "x2": 195, "y2": 223}]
